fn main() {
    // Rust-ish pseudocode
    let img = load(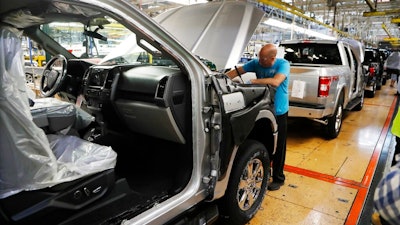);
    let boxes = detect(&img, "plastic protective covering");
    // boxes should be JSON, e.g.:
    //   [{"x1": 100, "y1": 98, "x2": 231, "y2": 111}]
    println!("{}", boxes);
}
[
  {"x1": 386, "y1": 51, "x2": 400, "y2": 70},
  {"x1": 31, "y1": 98, "x2": 95, "y2": 133},
  {"x1": 0, "y1": 26, "x2": 117, "y2": 199},
  {"x1": 340, "y1": 38, "x2": 365, "y2": 64}
]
